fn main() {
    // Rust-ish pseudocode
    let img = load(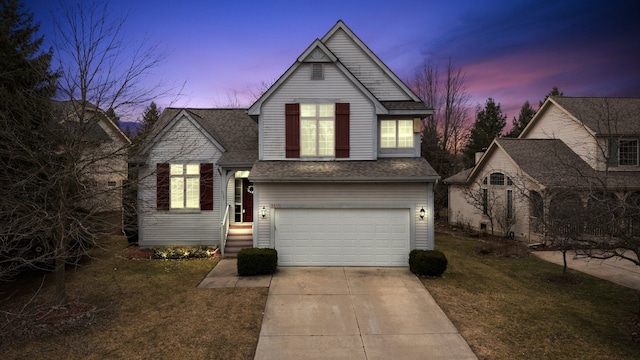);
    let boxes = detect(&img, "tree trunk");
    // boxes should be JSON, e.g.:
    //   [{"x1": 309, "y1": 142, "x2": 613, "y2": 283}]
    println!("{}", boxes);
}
[{"x1": 55, "y1": 257, "x2": 66, "y2": 305}]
